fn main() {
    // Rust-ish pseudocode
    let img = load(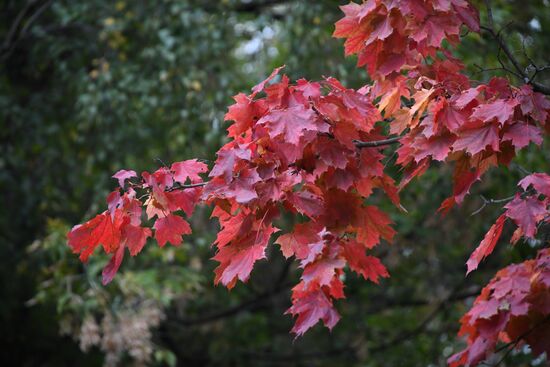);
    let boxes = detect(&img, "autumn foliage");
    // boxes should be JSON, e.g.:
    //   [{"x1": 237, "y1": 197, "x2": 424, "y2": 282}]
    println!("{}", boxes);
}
[{"x1": 68, "y1": 0, "x2": 550, "y2": 365}]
